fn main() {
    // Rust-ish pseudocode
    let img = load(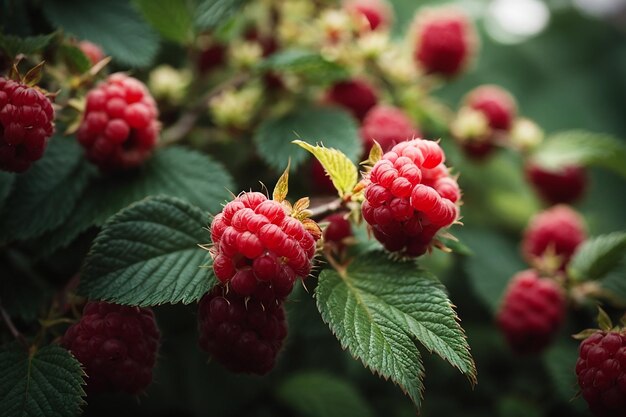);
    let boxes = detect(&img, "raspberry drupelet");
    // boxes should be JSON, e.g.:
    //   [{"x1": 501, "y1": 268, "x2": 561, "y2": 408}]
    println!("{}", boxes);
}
[{"x1": 361, "y1": 138, "x2": 461, "y2": 257}]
